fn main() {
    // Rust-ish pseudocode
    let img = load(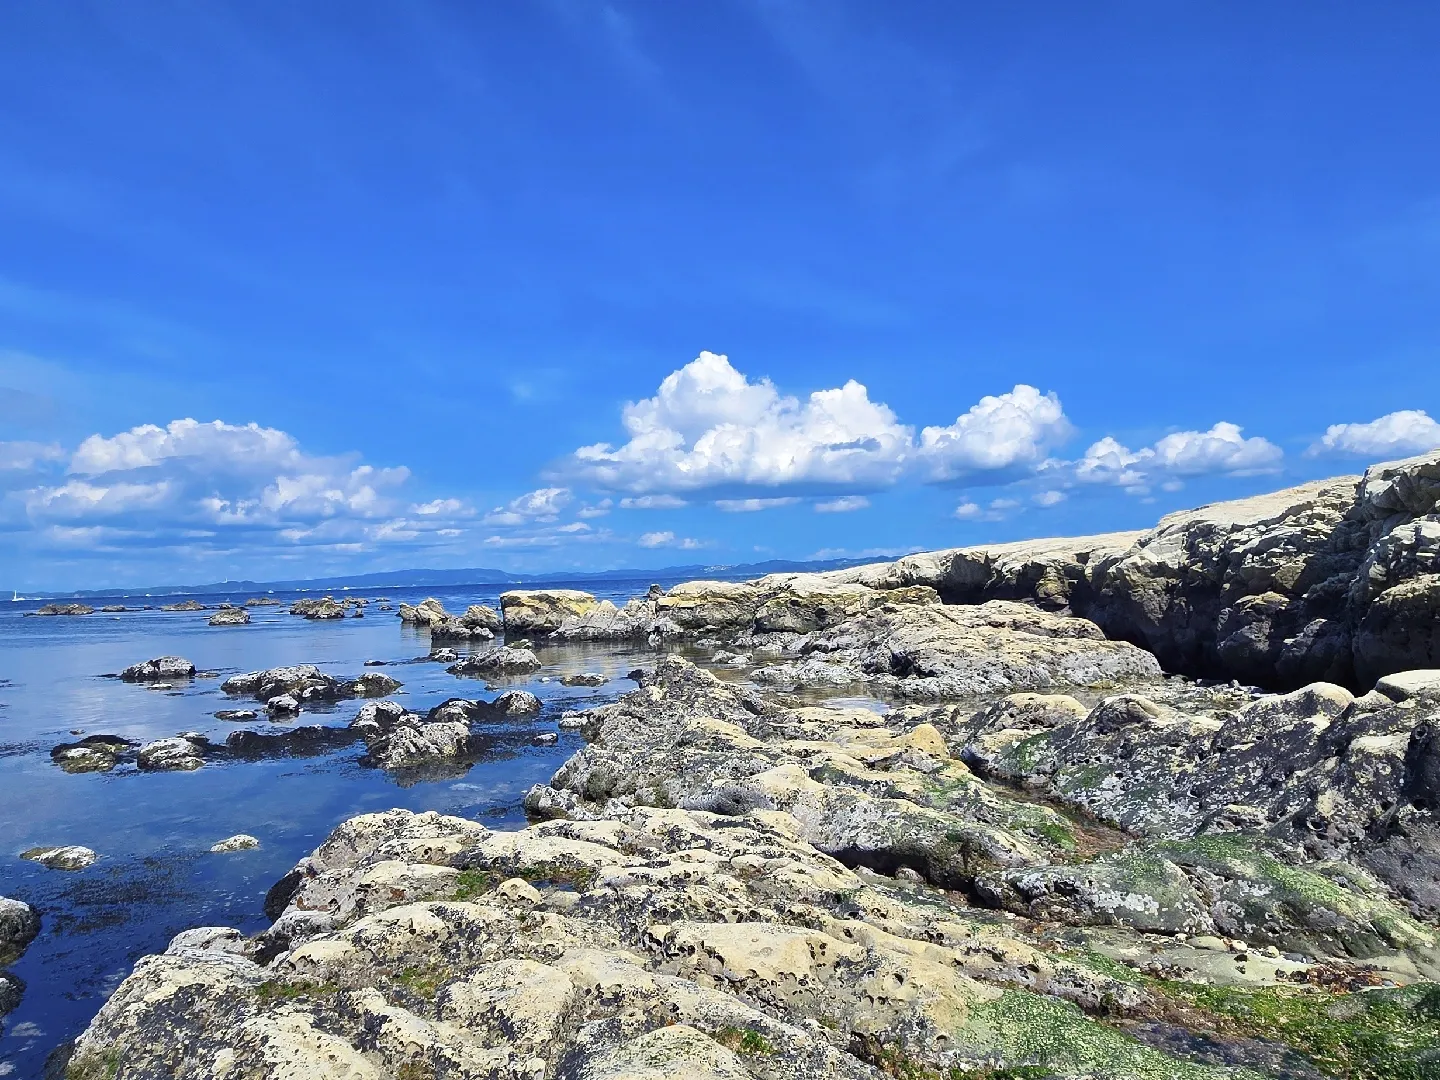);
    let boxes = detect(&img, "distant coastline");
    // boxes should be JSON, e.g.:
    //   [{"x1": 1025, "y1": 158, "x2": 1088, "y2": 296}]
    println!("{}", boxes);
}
[{"x1": 3, "y1": 555, "x2": 886, "y2": 603}]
